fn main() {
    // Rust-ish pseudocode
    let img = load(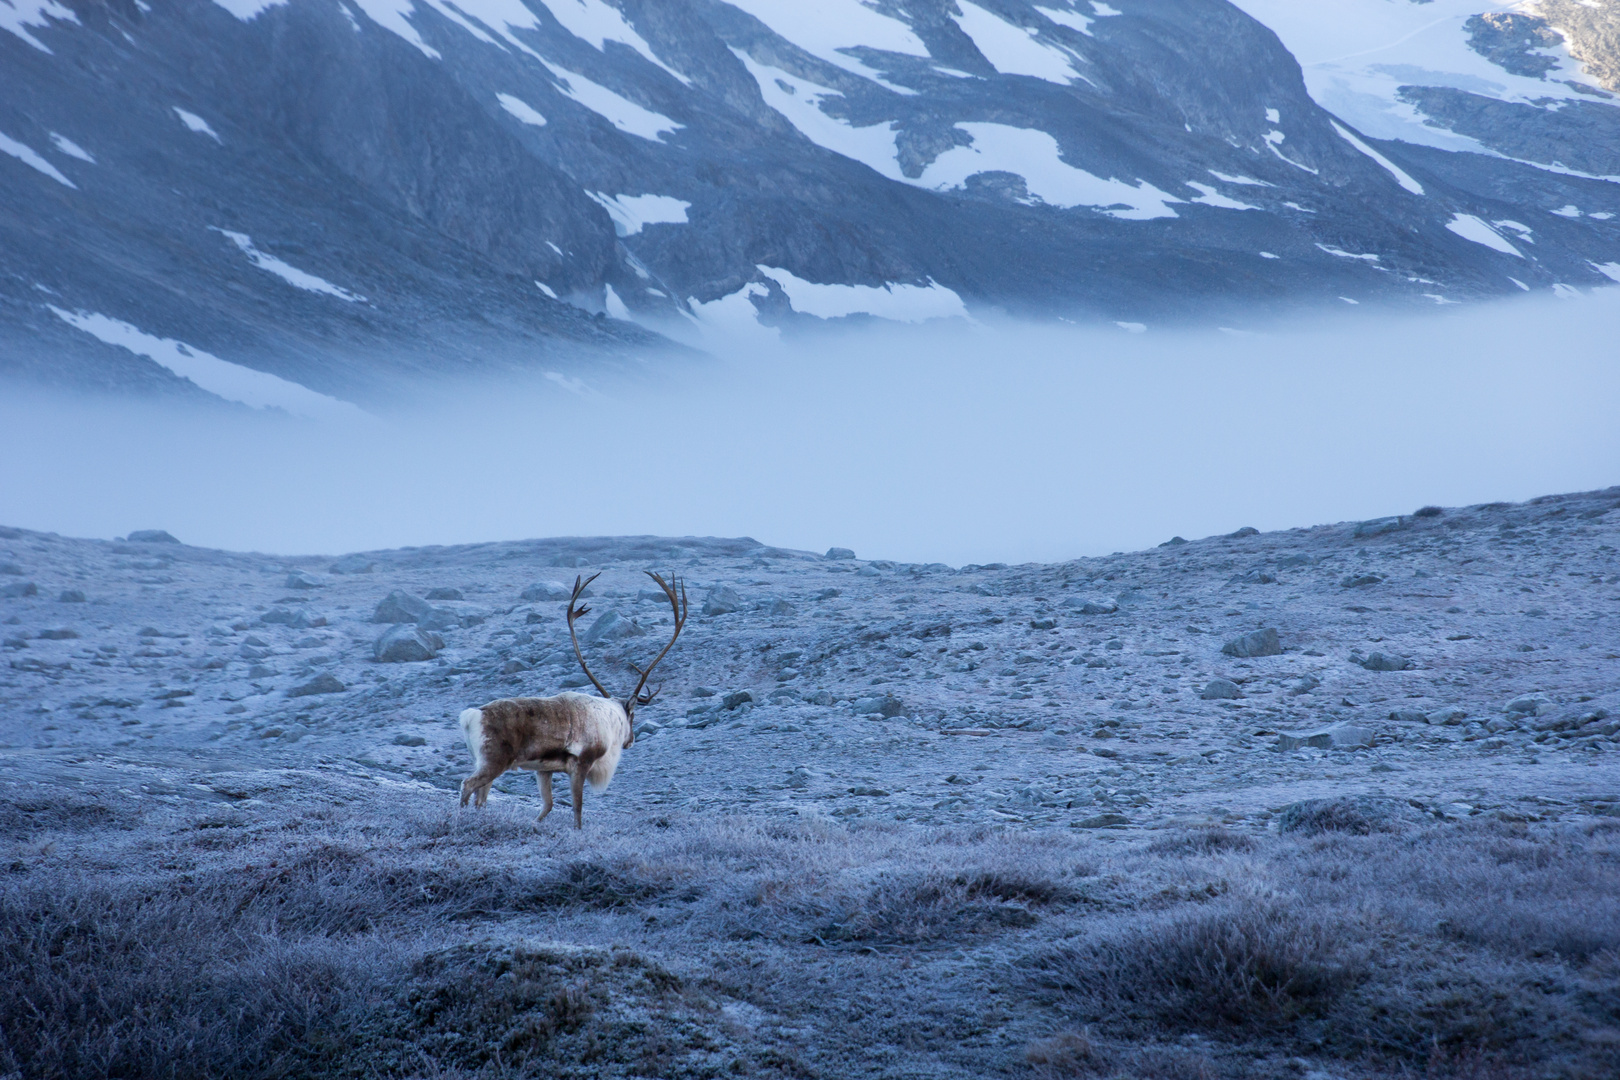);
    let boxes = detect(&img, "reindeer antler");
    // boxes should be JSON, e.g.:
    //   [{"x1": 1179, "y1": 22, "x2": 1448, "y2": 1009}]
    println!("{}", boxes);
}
[
  {"x1": 565, "y1": 573, "x2": 613, "y2": 699},
  {"x1": 628, "y1": 572, "x2": 688, "y2": 706}
]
